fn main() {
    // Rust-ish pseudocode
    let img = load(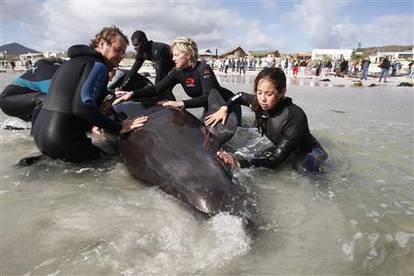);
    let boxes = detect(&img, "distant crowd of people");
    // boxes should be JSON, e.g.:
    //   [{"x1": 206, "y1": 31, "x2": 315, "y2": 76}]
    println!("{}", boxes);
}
[{"x1": 200, "y1": 55, "x2": 412, "y2": 82}]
